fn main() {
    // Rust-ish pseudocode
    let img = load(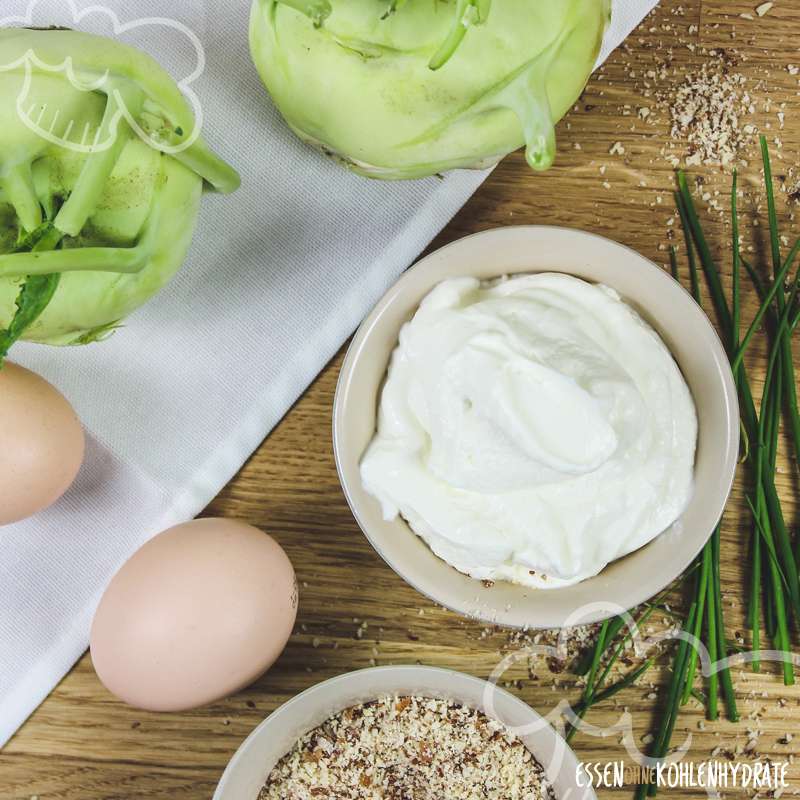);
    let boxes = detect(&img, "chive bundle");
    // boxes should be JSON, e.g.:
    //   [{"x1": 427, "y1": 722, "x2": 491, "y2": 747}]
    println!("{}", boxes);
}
[
  {"x1": 676, "y1": 137, "x2": 800, "y2": 691},
  {"x1": 569, "y1": 137, "x2": 799, "y2": 796}
]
